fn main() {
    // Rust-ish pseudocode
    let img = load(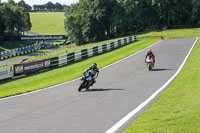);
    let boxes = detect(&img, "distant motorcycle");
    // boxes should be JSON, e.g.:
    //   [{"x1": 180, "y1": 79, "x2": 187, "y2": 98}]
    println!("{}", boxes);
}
[
  {"x1": 146, "y1": 55, "x2": 154, "y2": 71},
  {"x1": 78, "y1": 72, "x2": 93, "y2": 91}
]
